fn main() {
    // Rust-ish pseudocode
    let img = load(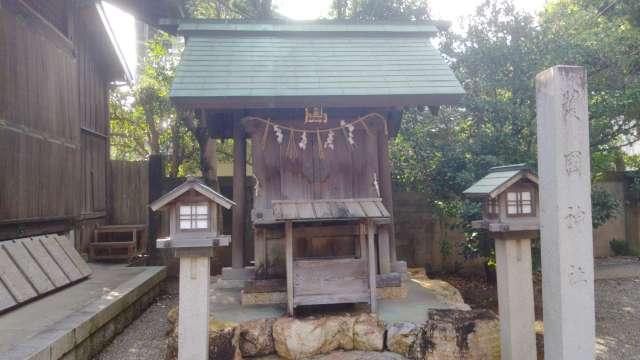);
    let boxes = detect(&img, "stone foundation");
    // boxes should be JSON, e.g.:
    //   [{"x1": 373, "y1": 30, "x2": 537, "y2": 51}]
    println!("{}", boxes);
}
[{"x1": 166, "y1": 308, "x2": 500, "y2": 360}]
